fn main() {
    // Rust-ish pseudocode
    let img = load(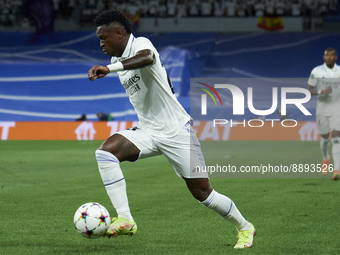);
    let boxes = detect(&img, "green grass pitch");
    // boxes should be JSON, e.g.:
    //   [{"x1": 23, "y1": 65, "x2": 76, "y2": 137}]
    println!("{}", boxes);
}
[{"x1": 0, "y1": 140, "x2": 339, "y2": 255}]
